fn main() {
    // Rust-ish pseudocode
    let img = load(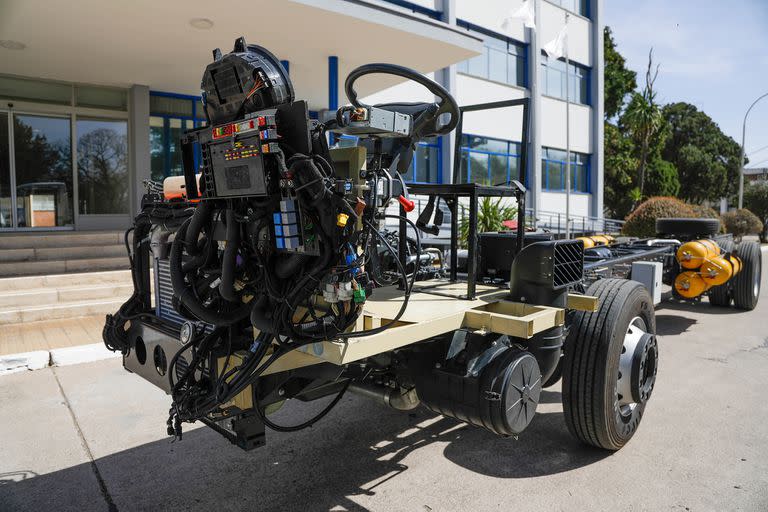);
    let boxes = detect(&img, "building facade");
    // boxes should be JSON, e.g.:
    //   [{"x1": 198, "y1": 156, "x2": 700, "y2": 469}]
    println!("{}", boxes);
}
[{"x1": 0, "y1": 0, "x2": 603, "y2": 232}]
